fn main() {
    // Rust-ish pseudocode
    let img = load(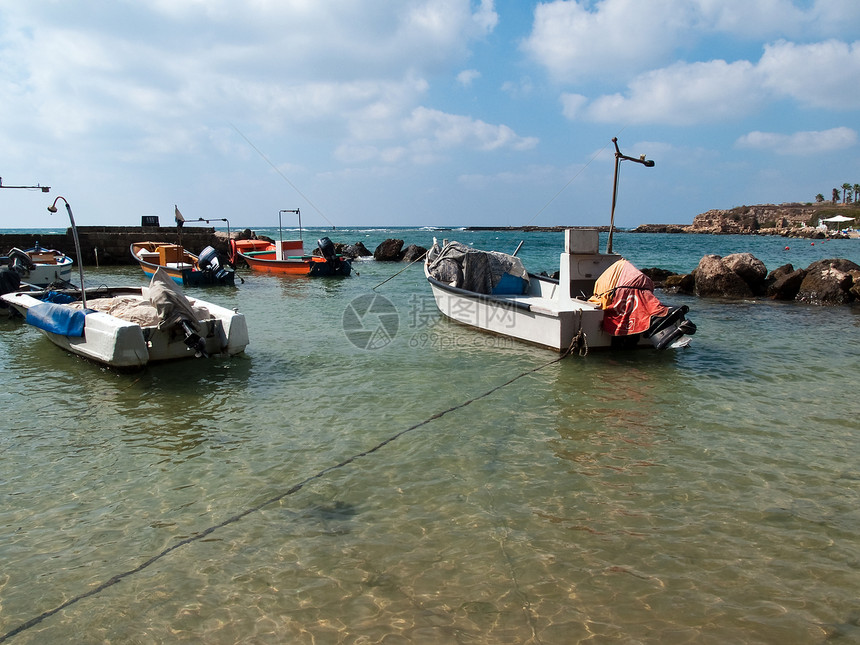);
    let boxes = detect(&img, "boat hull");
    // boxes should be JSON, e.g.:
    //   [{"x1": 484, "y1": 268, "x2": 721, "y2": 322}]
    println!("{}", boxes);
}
[
  {"x1": 426, "y1": 272, "x2": 611, "y2": 352},
  {"x1": 131, "y1": 242, "x2": 235, "y2": 287},
  {"x1": 1, "y1": 286, "x2": 249, "y2": 369},
  {"x1": 239, "y1": 253, "x2": 351, "y2": 276},
  {"x1": 26, "y1": 261, "x2": 73, "y2": 287}
]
